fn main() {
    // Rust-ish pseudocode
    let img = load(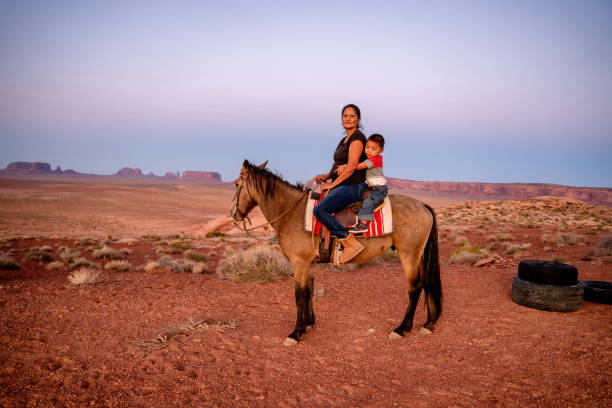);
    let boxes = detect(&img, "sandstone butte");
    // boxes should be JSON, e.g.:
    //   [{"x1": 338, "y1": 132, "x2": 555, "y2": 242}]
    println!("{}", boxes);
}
[
  {"x1": 387, "y1": 177, "x2": 612, "y2": 207},
  {"x1": 0, "y1": 161, "x2": 610, "y2": 205}
]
